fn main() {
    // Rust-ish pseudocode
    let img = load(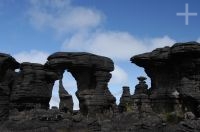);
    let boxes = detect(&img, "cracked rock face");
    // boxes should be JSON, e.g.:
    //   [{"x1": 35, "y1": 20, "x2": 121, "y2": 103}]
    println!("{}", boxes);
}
[{"x1": 131, "y1": 42, "x2": 200, "y2": 115}]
